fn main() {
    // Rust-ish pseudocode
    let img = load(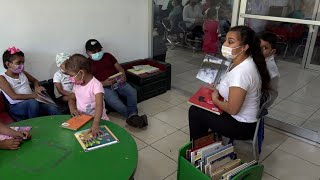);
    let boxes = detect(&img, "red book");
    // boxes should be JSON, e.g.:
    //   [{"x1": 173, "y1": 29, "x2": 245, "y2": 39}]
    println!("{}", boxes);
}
[{"x1": 188, "y1": 86, "x2": 223, "y2": 115}]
